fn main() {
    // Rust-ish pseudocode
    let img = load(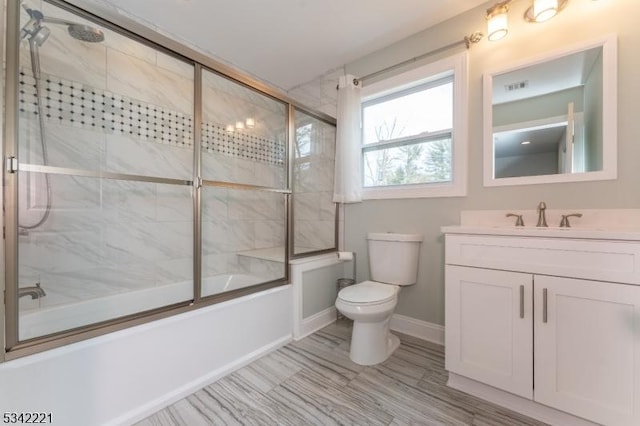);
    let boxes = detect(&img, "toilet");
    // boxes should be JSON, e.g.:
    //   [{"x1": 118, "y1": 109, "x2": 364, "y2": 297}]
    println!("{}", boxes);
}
[{"x1": 335, "y1": 233, "x2": 422, "y2": 365}]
